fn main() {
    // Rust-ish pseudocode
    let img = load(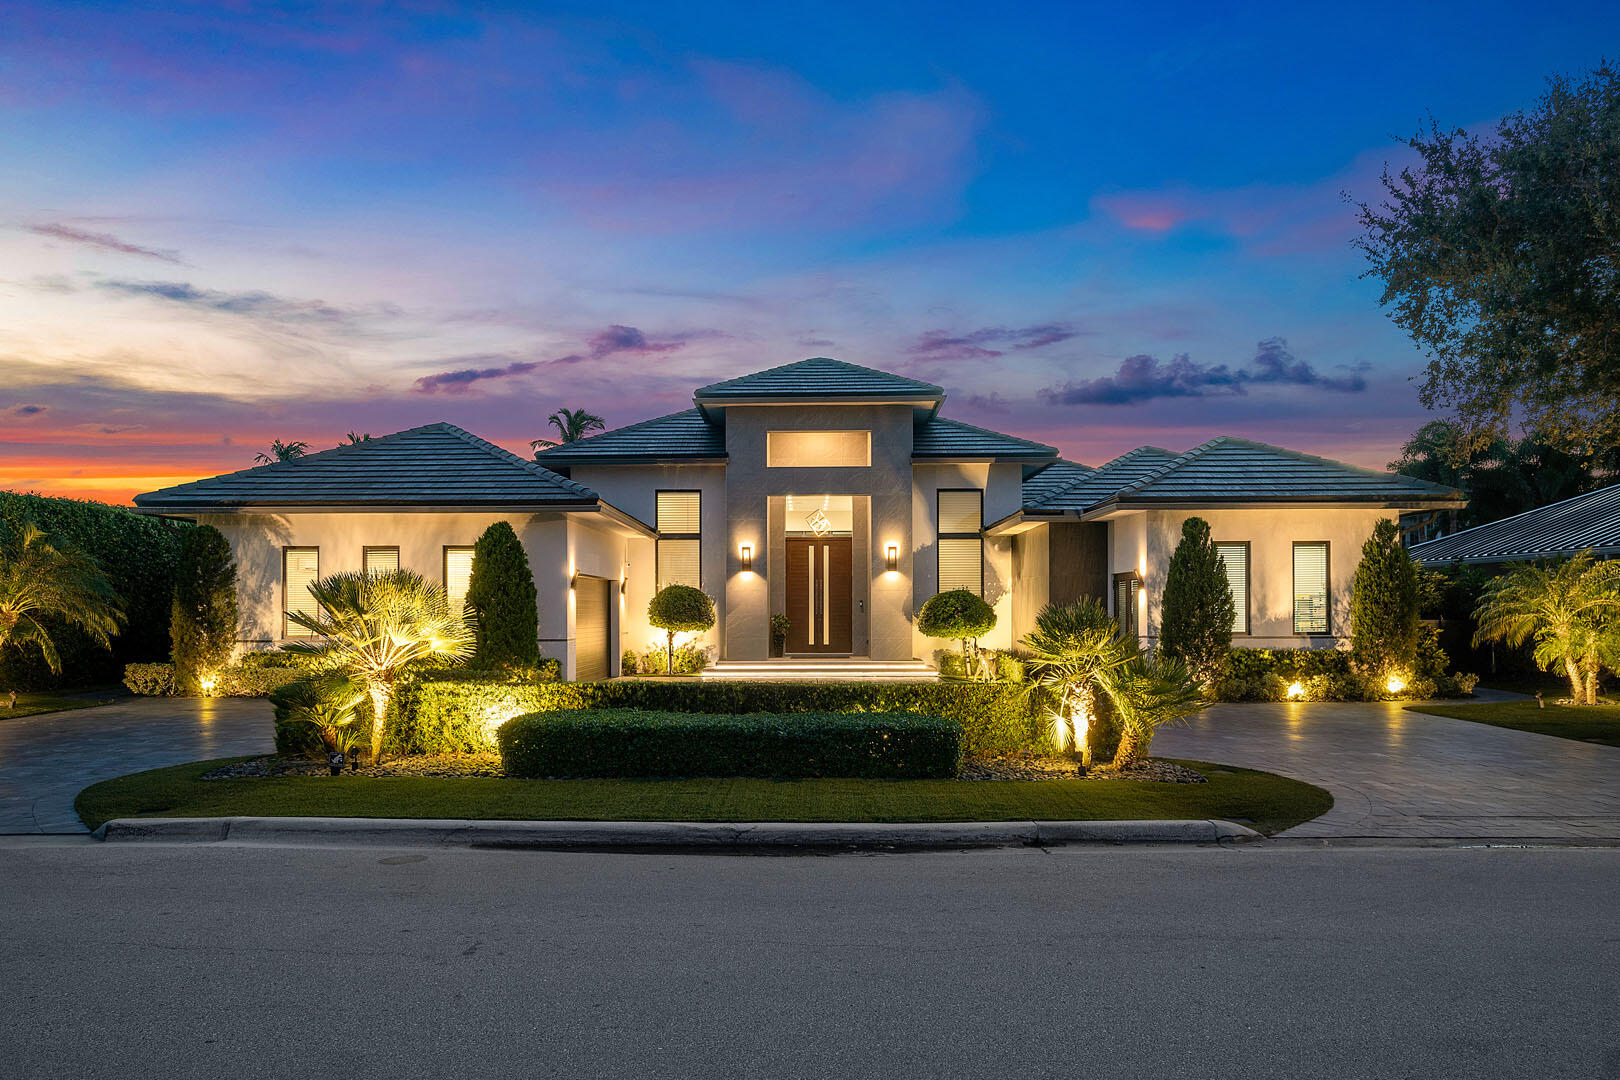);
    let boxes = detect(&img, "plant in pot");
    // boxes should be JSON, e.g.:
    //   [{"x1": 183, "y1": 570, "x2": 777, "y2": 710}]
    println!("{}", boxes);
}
[{"x1": 770, "y1": 613, "x2": 790, "y2": 657}]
